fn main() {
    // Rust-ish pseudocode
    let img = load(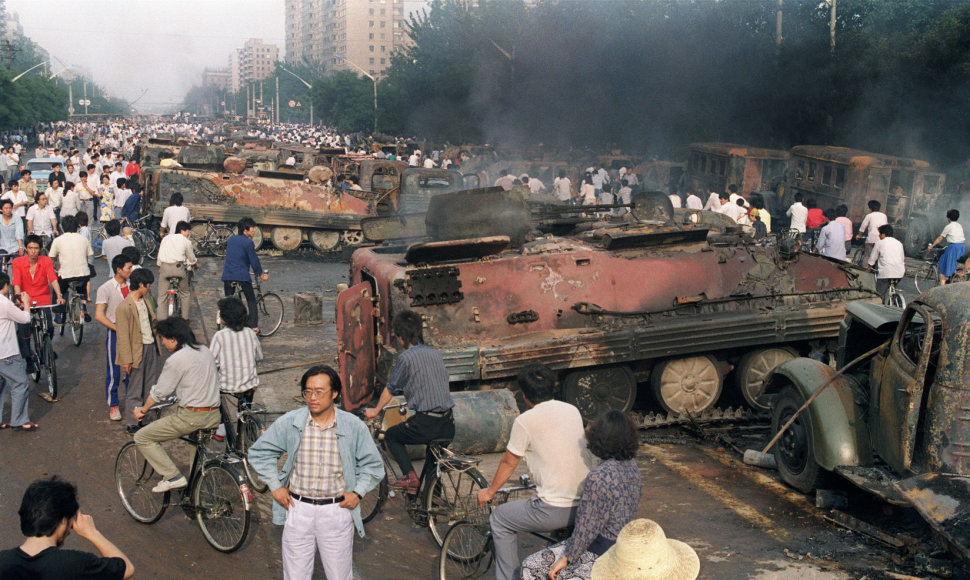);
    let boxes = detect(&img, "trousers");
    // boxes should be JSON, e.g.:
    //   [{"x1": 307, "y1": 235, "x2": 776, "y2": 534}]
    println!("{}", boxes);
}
[
  {"x1": 282, "y1": 500, "x2": 354, "y2": 580},
  {"x1": 133, "y1": 407, "x2": 220, "y2": 480},
  {"x1": 384, "y1": 413, "x2": 454, "y2": 476},
  {"x1": 490, "y1": 496, "x2": 577, "y2": 580},
  {"x1": 0, "y1": 355, "x2": 29, "y2": 426},
  {"x1": 124, "y1": 343, "x2": 162, "y2": 427},
  {"x1": 104, "y1": 330, "x2": 127, "y2": 407}
]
